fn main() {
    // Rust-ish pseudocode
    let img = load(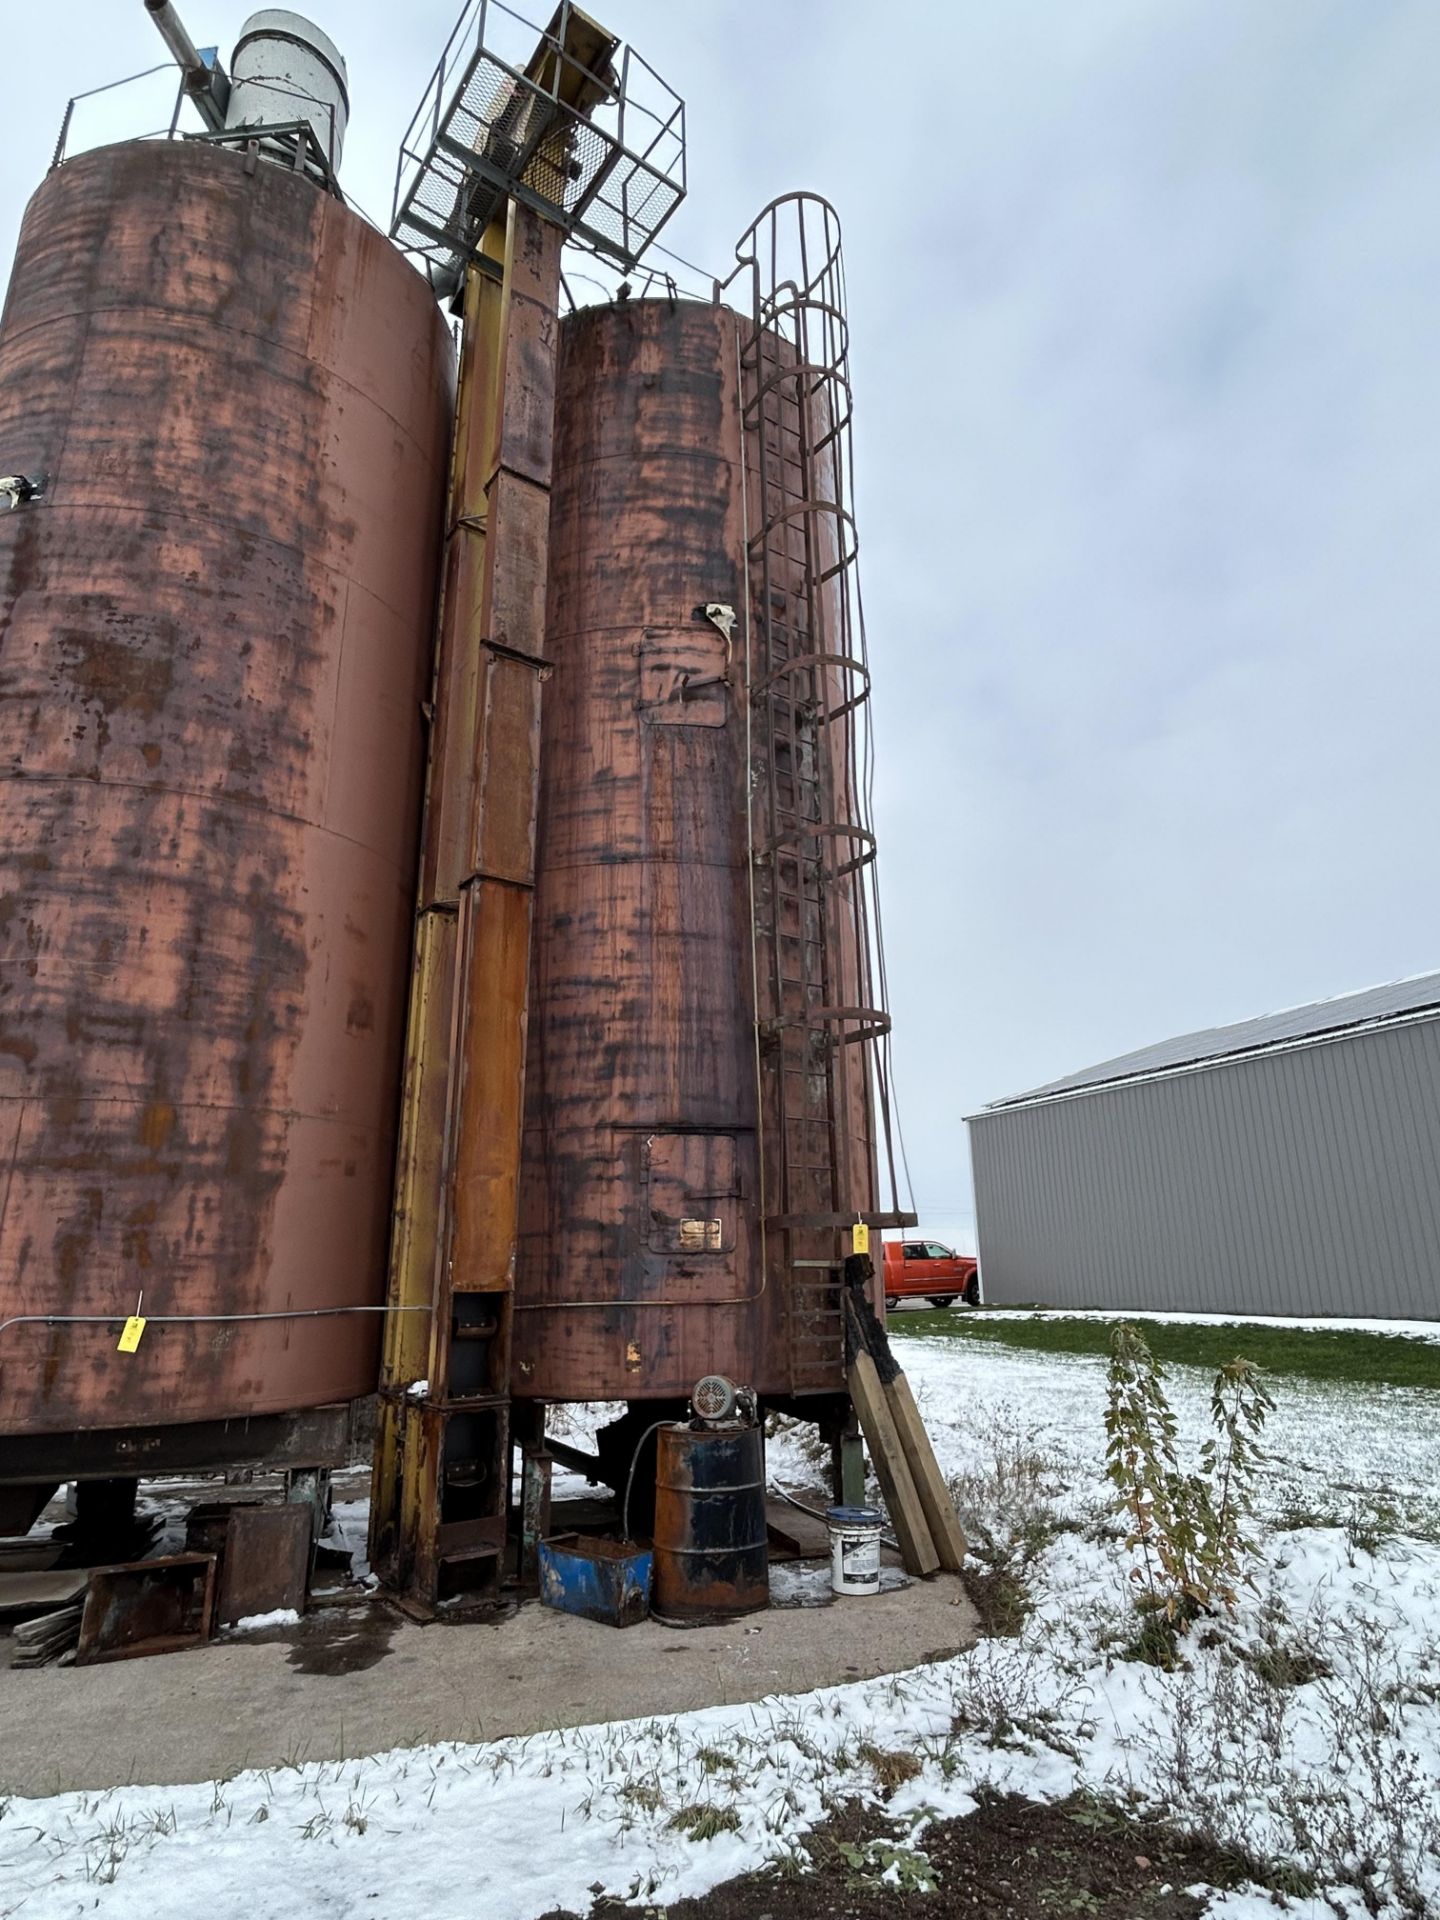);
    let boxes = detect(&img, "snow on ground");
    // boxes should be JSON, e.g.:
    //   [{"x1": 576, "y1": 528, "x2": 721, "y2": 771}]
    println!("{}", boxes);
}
[
  {"x1": 226, "y1": 1608, "x2": 302, "y2": 1634},
  {"x1": 952, "y1": 1306, "x2": 1440, "y2": 1341},
  {"x1": 2, "y1": 1337, "x2": 1437, "y2": 1919},
  {"x1": 896, "y1": 1335, "x2": 1440, "y2": 1542}
]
